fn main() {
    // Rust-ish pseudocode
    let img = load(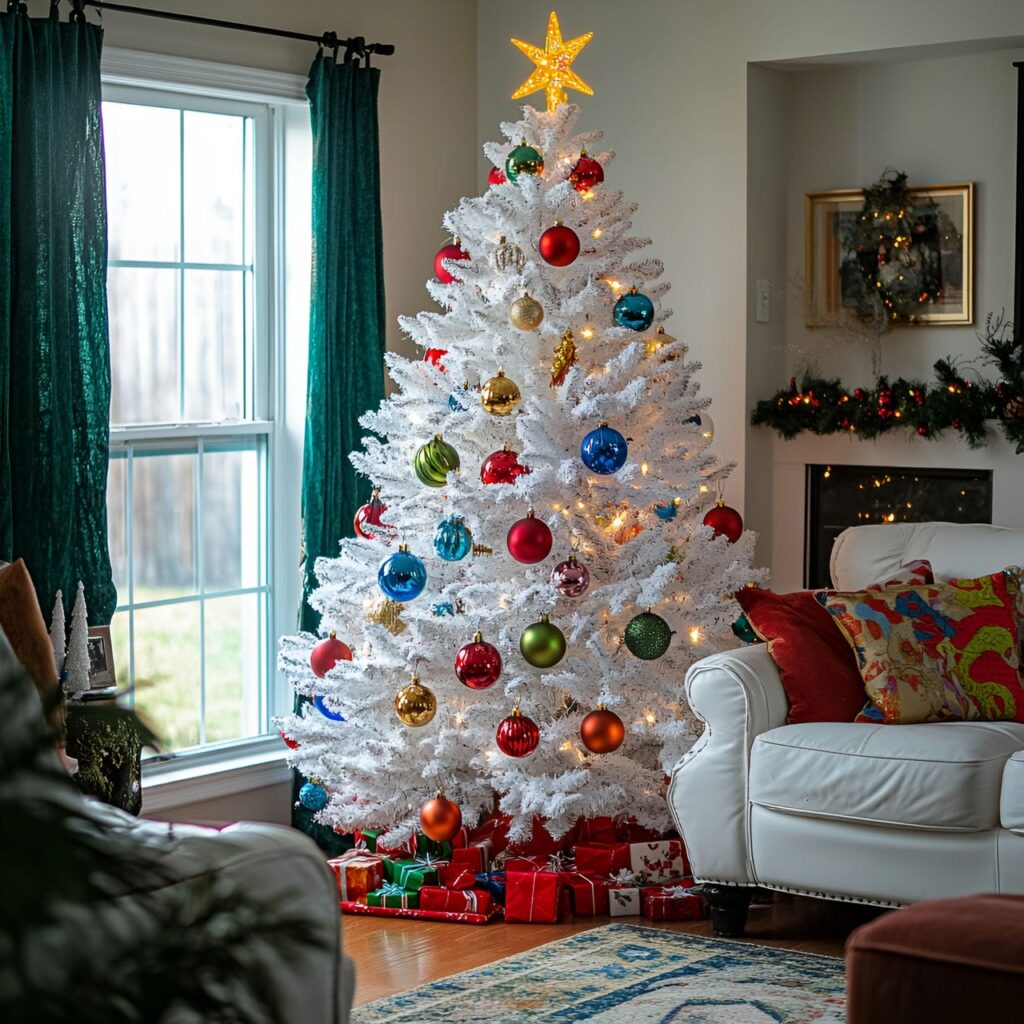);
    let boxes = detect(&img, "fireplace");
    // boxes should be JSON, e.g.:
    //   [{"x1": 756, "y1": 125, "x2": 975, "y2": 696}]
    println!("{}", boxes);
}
[{"x1": 804, "y1": 464, "x2": 993, "y2": 588}]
